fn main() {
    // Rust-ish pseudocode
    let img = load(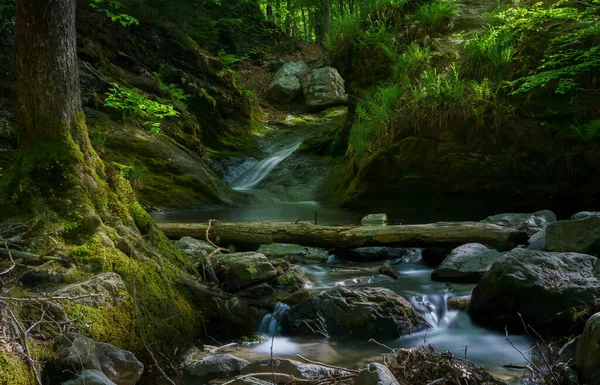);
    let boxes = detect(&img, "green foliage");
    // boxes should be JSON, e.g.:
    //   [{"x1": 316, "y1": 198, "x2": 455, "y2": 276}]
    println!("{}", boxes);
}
[
  {"x1": 323, "y1": 13, "x2": 362, "y2": 52},
  {"x1": 120, "y1": 162, "x2": 149, "y2": 189},
  {"x1": 104, "y1": 83, "x2": 178, "y2": 135},
  {"x1": 89, "y1": 0, "x2": 139, "y2": 27},
  {"x1": 153, "y1": 72, "x2": 188, "y2": 109},
  {"x1": 566, "y1": 120, "x2": 600, "y2": 143},
  {"x1": 463, "y1": 27, "x2": 516, "y2": 80},
  {"x1": 389, "y1": 43, "x2": 432, "y2": 81},
  {"x1": 416, "y1": 0, "x2": 457, "y2": 34},
  {"x1": 90, "y1": 131, "x2": 108, "y2": 151}
]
